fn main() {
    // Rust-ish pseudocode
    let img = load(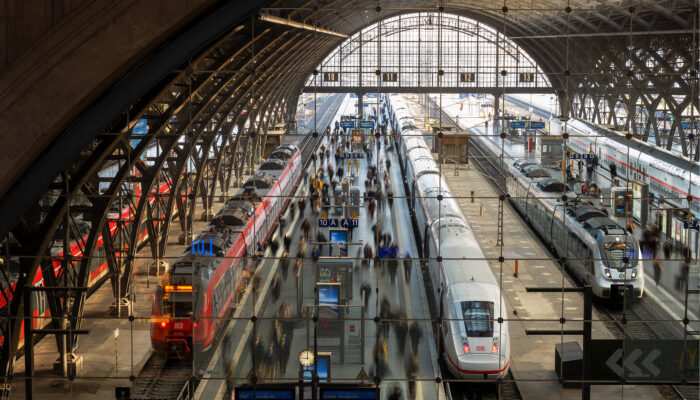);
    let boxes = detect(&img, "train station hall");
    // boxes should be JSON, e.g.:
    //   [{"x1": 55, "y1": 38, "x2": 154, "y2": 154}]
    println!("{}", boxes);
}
[{"x1": 0, "y1": 1, "x2": 698, "y2": 399}]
